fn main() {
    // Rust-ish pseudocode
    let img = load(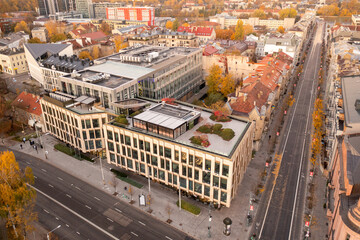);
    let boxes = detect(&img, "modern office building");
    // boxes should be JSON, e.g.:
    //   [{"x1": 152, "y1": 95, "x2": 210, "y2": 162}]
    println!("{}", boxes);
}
[
  {"x1": 103, "y1": 99, "x2": 254, "y2": 207},
  {"x1": 57, "y1": 45, "x2": 203, "y2": 110},
  {"x1": 40, "y1": 92, "x2": 109, "y2": 153},
  {"x1": 106, "y1": 7, "x2": 155, "y2": 26},
  {"x1": 75, "y1": 0, "x2": 92, "y2": 18},
  {"x1": 90, "y1": 2, "x2": 125, "y2": 19}
]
